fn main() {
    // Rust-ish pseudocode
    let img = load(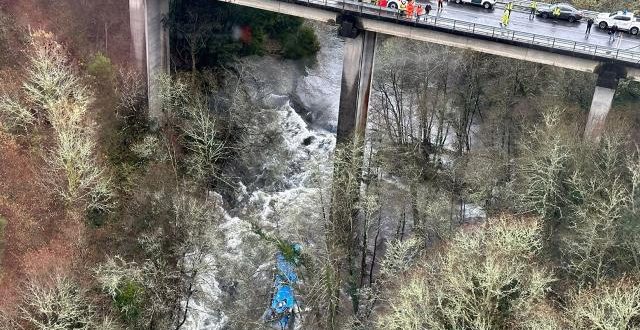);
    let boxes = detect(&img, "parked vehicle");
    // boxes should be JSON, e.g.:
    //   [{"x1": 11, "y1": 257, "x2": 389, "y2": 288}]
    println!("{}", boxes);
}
[
  {"x1": 597, "y1": 11, "x2": 640, "y2": 35},
  {"x1": 386, "y1": 0, "x2": 407, "y2": 10},
  {"x1": 452, "y1": 0, "x2": 495, "y2": 10},
  {"x1": 537, "y1": 3, "x2": 583, "y2": 23}
]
